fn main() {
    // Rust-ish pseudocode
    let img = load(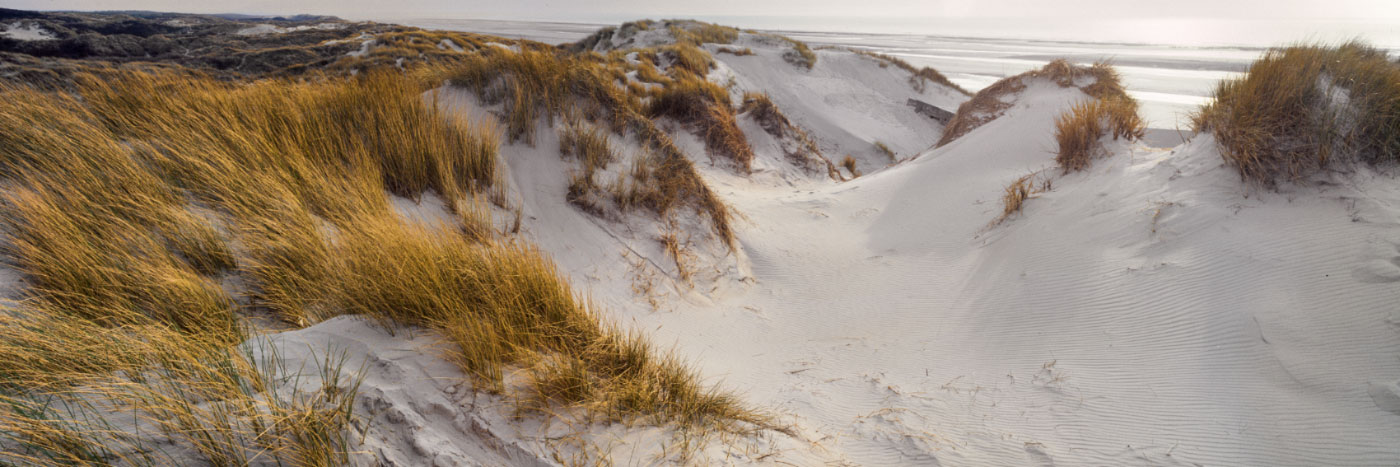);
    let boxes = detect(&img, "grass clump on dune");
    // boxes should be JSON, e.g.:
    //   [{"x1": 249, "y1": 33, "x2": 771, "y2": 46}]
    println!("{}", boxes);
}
[
  {"x1": 560, "y1": 118, "x2": 618, "y2": 173},
  {"x1": 1193, "y1": 41, "x2": 1400, "y2": 185},
  {"x1": 874, "y1": 141, "x2": 897, "y2": 162},
  {"x1": 742, "y1": 31, "x2": 816, "y2": 70},
  {"x1": 614, "y1": 117, "x2": 737, "y2": 244},
  {"x1": 572, "y1": 19, "x2": 737, "y2": 53},
  {"x1": 0, "y1": 70, "x2": 486, "y2": 465},
  {"x1": 634, "y1": 58, "x2": 672, "y2": 84},
  {"x1": 0, "y1": 80, "x2": 241, "y2": 338},
  {"x1": 661, "y1": 42, "x2": 716, "y2": 77},
  {"x1": 0, "y1": 317, "x2": 364, "y2": 466},
  {"x1": 939, "y1": 59, "x2": 1130, "y2": 147},
  {"x1": 447, "y1": 47, "x2": 738, "y2": 244},
  {"x1": 668, "y1": 21, "x2": 739, "y2": 46},
  {"x1": 649, "y1": 78, "x2": 756, "y2": 172},
  {"x1": 0, "y1": 67, "x2": 762, "y2": 463},
  {"x1": 784, "y1": 39, "x2": 817, "y2": 70},
  {"x1": 335, "y1": 218, "x2": 758, "y2": 426},
  {"x1": 450, "y1": 47, "x2": 636, "y2": 144},
  {"x1": 573, "y1": 26, "x2": 622, "y2": 52},
  {"x1": 841, "y1": 156, "x2": 861, "y2": 178},
  {"x1": 559, "y1": 119, "x2": 620, "y2": 215},
  {"x1": 998, "y1": 174, "x2": 1036, "y2": 223},
  {"x1": 324, "y1": 28, "x2": 510, "y2": 73},
  {"x1": 716, "y1": 47, "x2": 755, "y2": 56},
  {"x1": 739, "y1": 92, "x2": 838, "y2": 178},
  {"x1": 990, "y1": 172, "x2": 1053, "y2": 227},
  {"x1": 739, "y1": 91, "x2": 786, "y2": 130},
  {"x1": 1054, "y1": 96, "x2": 1145, "y2": 172}
]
